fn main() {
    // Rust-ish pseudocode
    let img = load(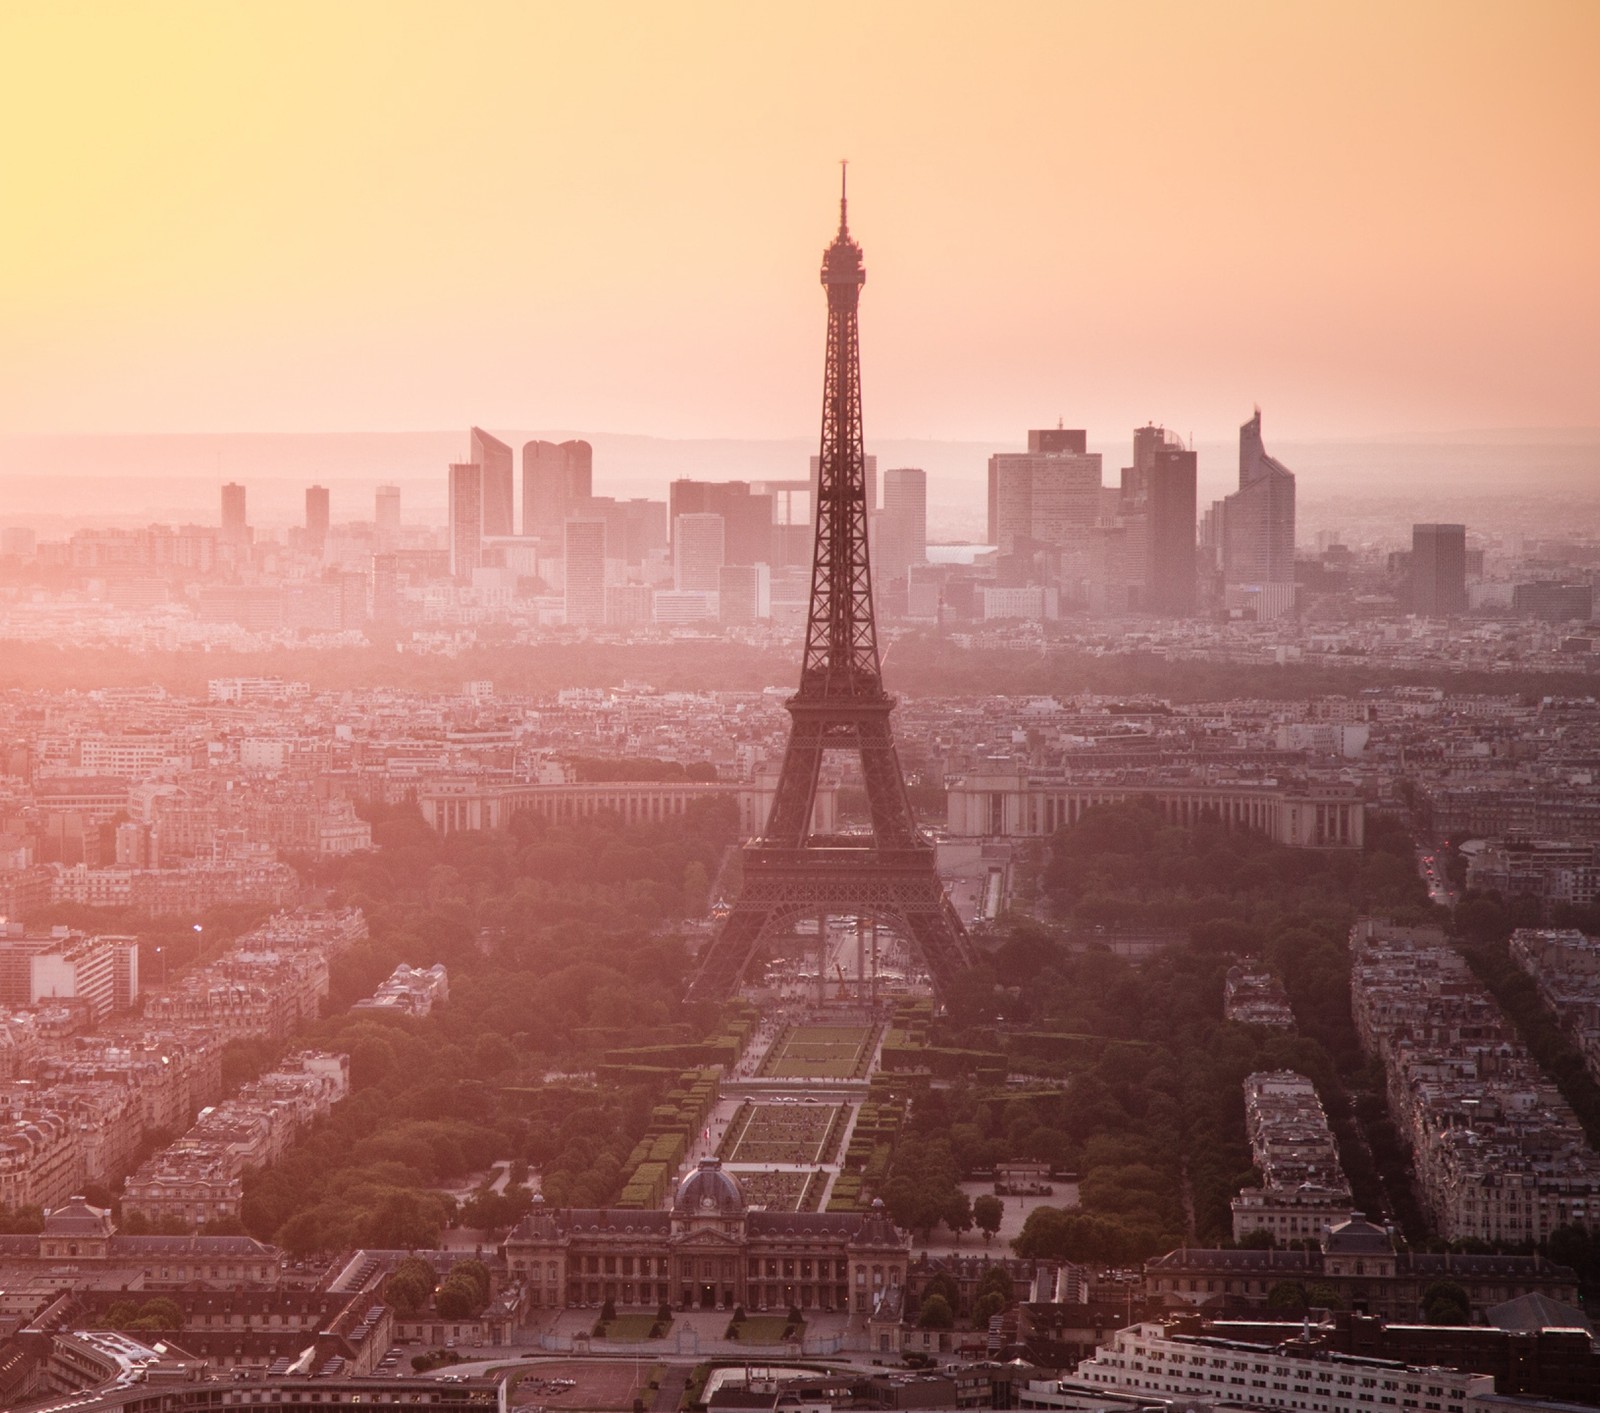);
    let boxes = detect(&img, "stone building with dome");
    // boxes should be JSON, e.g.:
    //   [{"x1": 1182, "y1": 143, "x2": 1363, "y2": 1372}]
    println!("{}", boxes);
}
[
  {"x1": 1143, "y1": 1213, "x2": 1579, "y2": 1321},
  {"x1": 502, "y1": 1159, "x2": 908, "y2": 1316}
]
